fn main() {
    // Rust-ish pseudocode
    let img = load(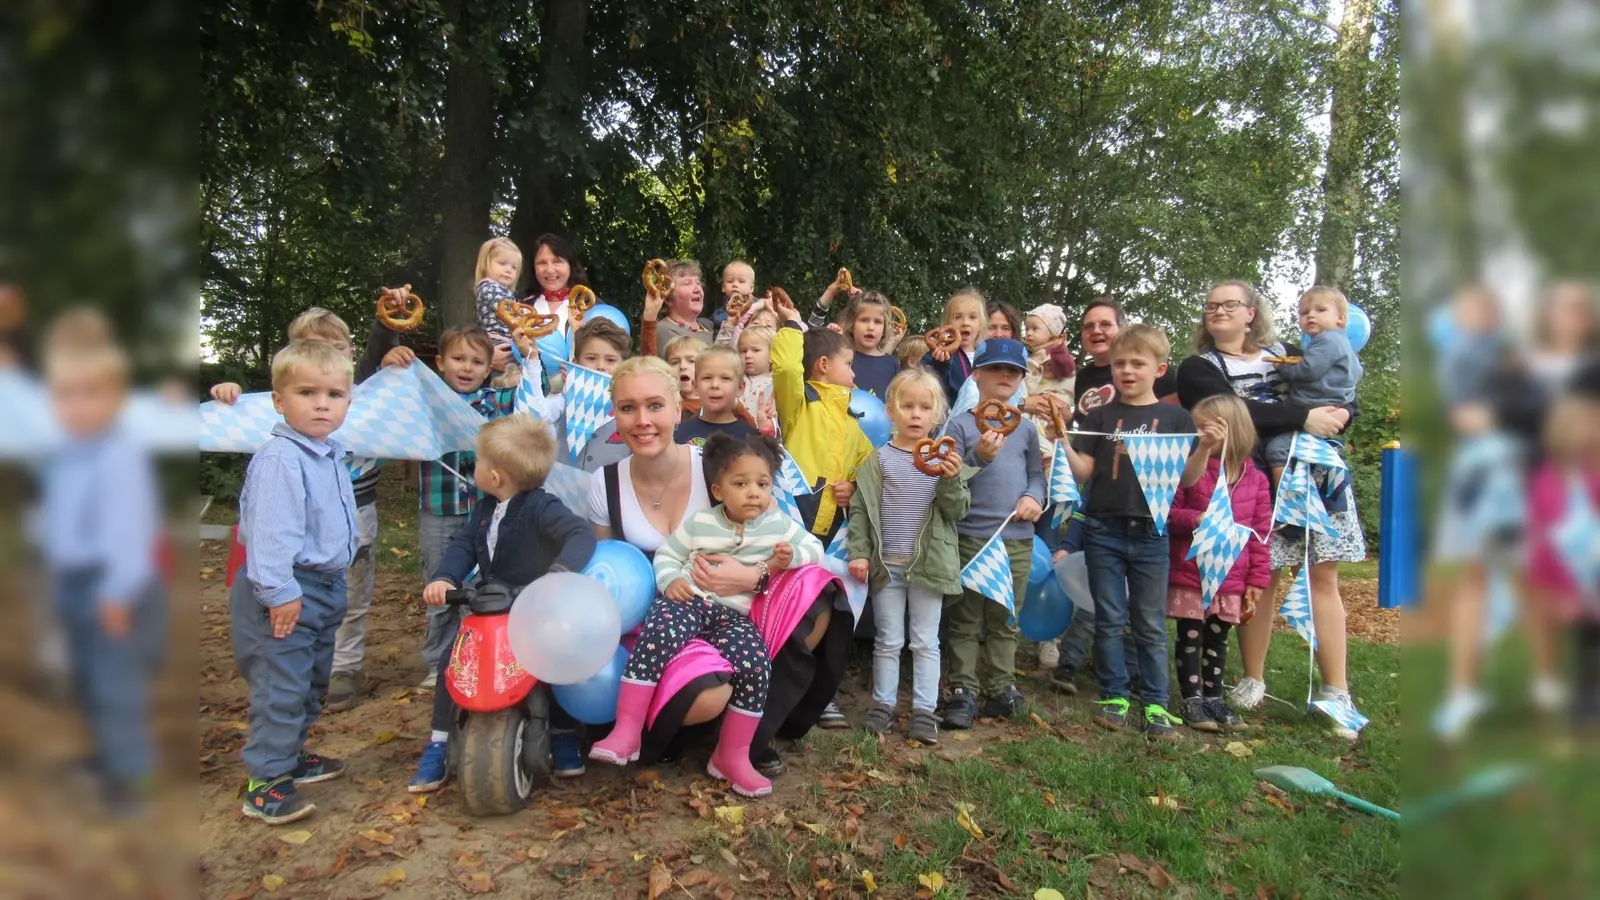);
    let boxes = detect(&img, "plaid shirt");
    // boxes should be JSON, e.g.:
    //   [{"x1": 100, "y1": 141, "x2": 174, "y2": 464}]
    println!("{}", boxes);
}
[{"x1": 419, "y1": 386, "x2": 517, "y2": 517}]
